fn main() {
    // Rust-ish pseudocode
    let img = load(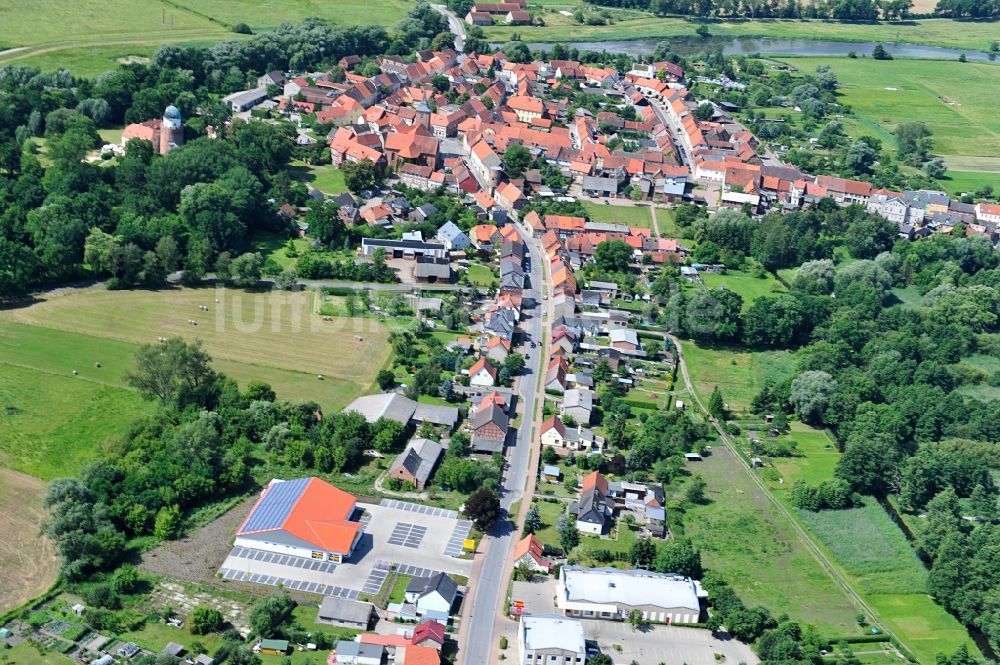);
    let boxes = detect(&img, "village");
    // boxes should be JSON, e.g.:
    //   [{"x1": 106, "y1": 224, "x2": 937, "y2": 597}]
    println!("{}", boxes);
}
[{"x1": 6, "y1": 6, "x2": 999, "y2": 665}]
